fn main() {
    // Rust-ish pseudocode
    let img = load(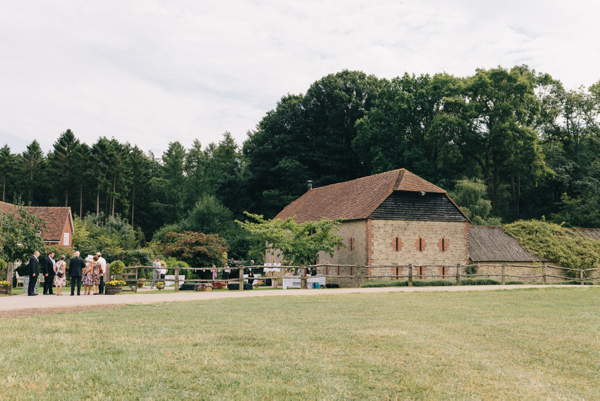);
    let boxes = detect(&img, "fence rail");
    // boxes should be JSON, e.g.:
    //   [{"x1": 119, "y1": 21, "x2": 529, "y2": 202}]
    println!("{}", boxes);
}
[{"x1": 112, "y1": 262, "x2": 599, "y2": 291}]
